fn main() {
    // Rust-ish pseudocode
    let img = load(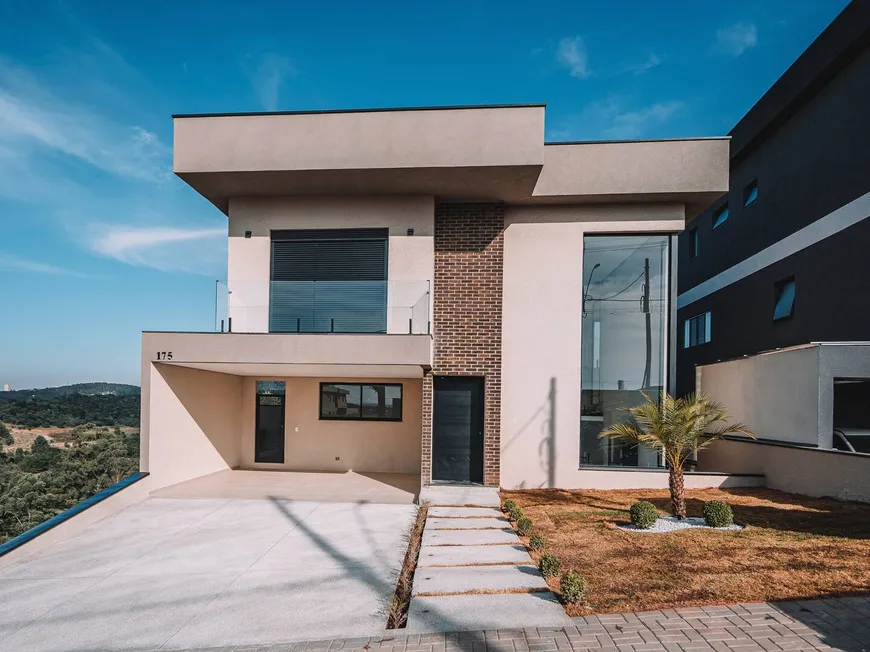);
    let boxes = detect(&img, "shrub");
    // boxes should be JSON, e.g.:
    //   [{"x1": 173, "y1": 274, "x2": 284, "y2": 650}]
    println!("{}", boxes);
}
[
  {"x1": 503, "y1": 498, "x2": 517, "y2": 513},
  {"x1": 560, "y1": 570, "x2": 587, "y2": 604},
  {"x1": 703, "y1": 500, "x2": 734, "y2": 528},
  {"x1": 539, "y1": 552, "x2": 562, "y2": 578},
  {"x1": 629, "y1": 501, "x2": 660, "y2": 529},
  {"x1": 528, "y1": 533, "x2": 546, "y2": 551},
  {"x1": 508, "y1": 505, "x2": 525, "y2": 522},
  {"x1": 516, "y1": 516, "x2": 533, "y2": 536}
]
